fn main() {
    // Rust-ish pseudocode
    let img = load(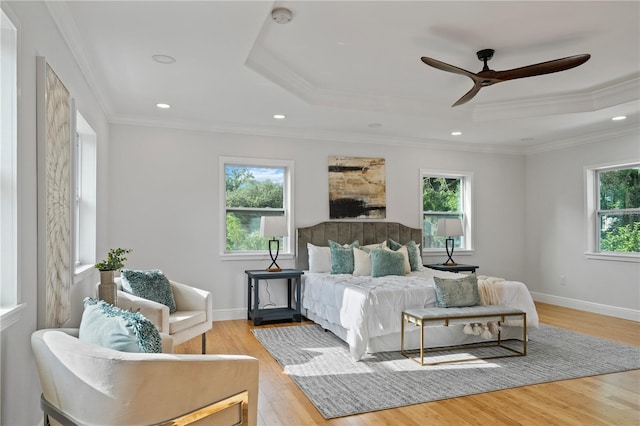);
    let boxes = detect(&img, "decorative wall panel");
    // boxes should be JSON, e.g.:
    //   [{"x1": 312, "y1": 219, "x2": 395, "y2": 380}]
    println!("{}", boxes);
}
[{"x1": 36, "y1": 57, "x2": 72, "y2": 328}]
